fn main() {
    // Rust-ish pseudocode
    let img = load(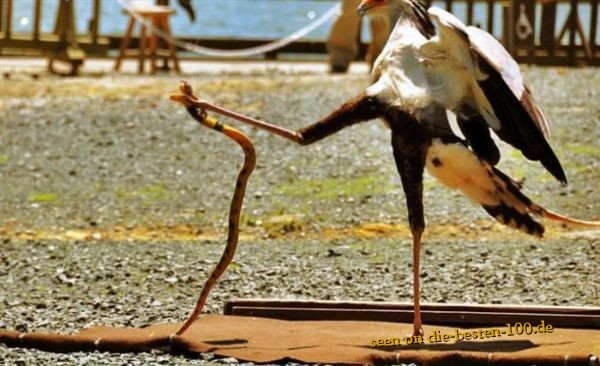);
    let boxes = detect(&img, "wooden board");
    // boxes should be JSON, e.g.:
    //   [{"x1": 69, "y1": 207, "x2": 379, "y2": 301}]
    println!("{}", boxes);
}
[{"x1": 224, "y1": 299, "x2": 600, "y2": 329}]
